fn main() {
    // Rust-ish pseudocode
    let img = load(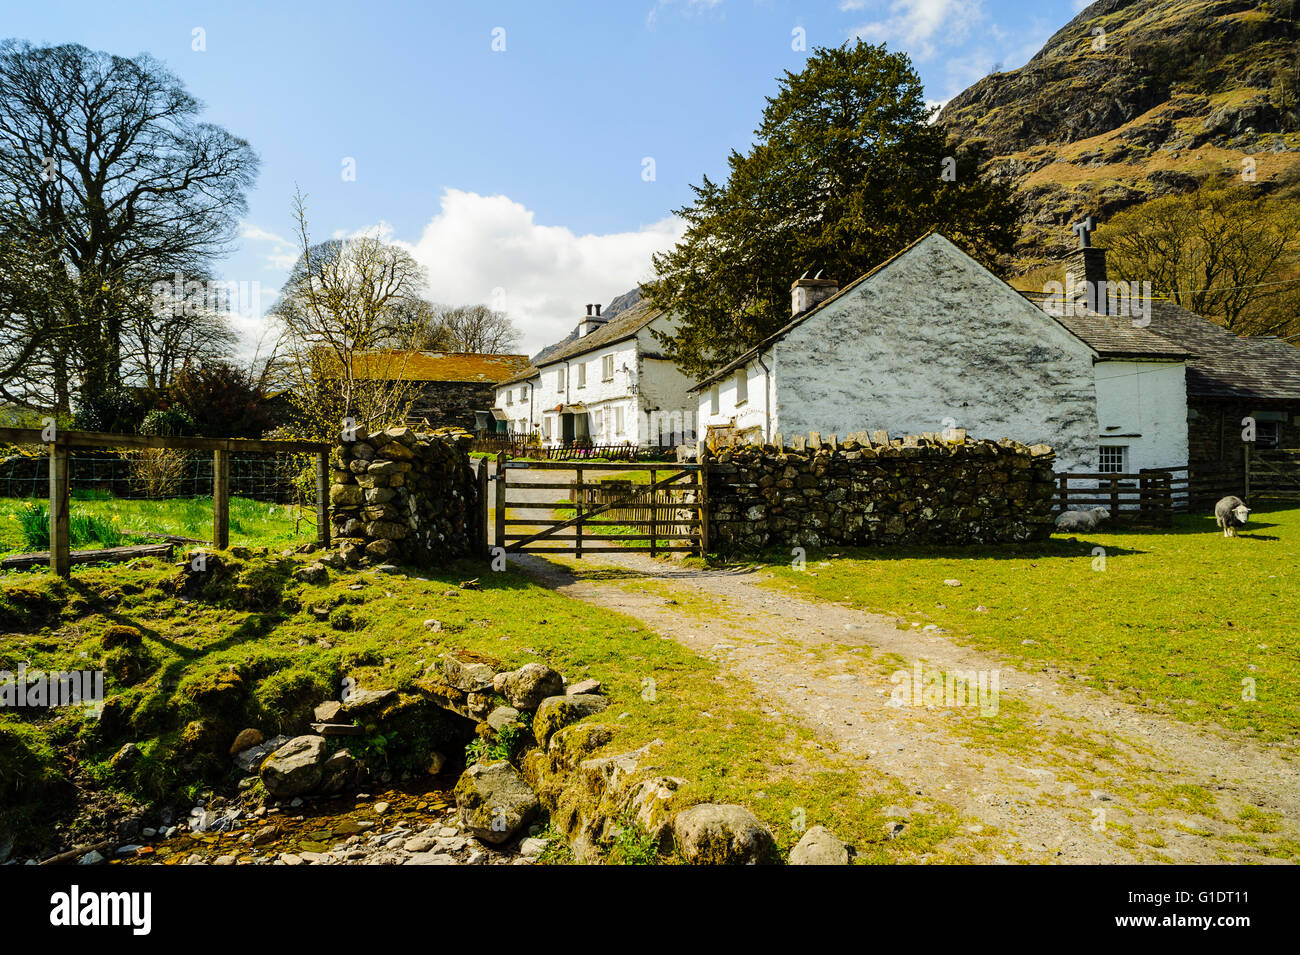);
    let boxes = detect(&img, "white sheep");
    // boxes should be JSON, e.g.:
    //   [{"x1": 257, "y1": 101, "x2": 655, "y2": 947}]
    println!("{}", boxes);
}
[
  {"x1": 1055, "y1": 506, "x2": 1110, "y2": 532},
  {"x1": 1214, "y1": 496, "x2": 1251, "y2": 538}
]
